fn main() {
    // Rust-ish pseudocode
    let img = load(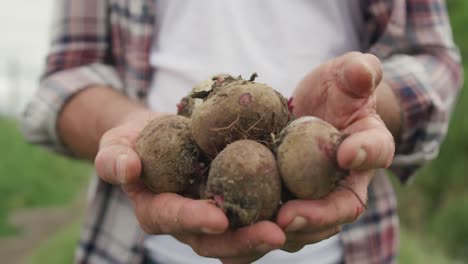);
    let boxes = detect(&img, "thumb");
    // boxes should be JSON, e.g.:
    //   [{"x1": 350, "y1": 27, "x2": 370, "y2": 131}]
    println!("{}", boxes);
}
[
  {"x1": 337, "y1": 52, "x2": 383, "y2": 99},
  {"x1": 292, "y1": 52, "x2": 383, "y2": 129},
  {"x1": 95, "y1": 127, "x2": 142, "y2": 184},
  {"x1": 325, "y1": 52, "x2": 383, "y2": 129}
]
